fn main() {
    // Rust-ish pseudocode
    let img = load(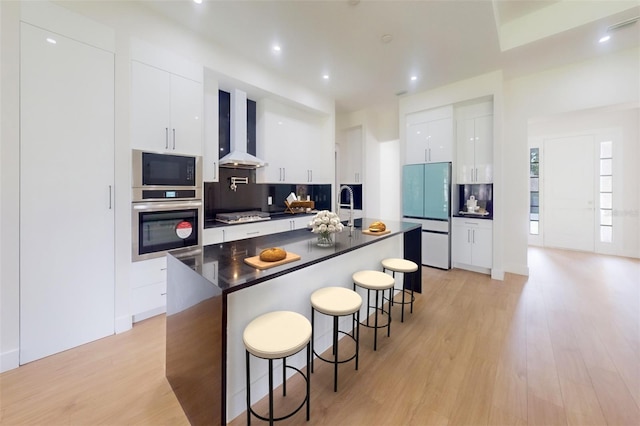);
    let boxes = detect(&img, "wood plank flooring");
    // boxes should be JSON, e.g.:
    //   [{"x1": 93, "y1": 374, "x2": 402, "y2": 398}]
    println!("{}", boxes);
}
[{"x1": 1, "y1": 247, "x2": 638, "y2": 425}]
